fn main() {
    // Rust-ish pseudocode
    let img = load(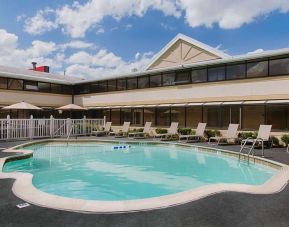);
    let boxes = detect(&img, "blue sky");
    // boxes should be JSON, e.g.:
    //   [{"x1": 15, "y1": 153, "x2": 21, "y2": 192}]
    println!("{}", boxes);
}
[{"x1": 0, "y1": 0, "x2": 289, "y2": 79}]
